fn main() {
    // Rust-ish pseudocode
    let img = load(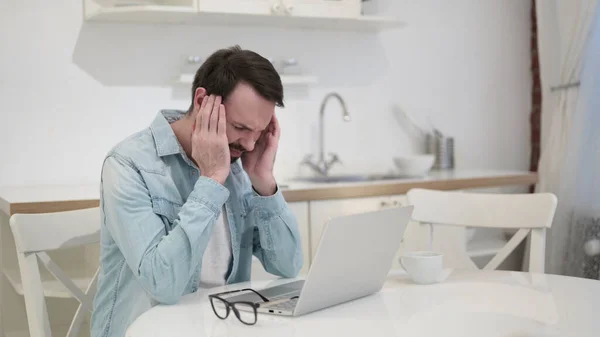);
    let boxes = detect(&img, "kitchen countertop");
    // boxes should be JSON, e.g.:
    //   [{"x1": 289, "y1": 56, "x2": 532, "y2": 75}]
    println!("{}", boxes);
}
[
  {"x1": 280, "y1": 169, "x2": 537, "y2": 201},
  {"x1": 0, "y1": 170, "x2": 537, "y2": 215}
]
